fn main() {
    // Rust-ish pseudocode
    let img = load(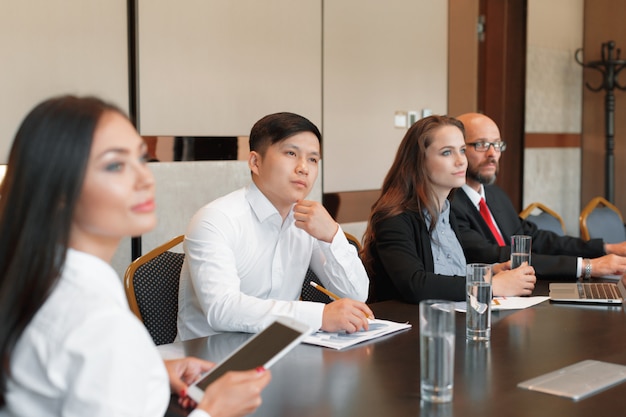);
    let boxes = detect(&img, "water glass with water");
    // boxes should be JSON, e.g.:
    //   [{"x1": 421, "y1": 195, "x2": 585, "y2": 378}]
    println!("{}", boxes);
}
[
  {"x1": 511, "y1": 235, "x2": 532, "y2": 269},
  {"x1": 466, "y1": 263, "x2": 492, "y2": 341},
  {"x1": 419, "y1": 299, "x2": 455, "y2": 403}
]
